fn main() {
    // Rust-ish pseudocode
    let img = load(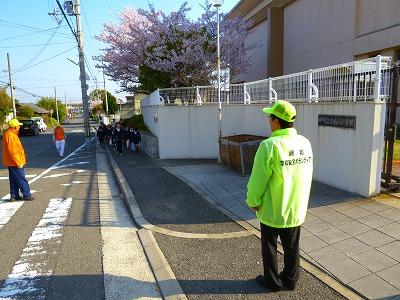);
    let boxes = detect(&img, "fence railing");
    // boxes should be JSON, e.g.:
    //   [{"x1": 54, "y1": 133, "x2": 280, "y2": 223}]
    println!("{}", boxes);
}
[{"x1": 141, "y1": 55, "x2": 392, "y2": 107}]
